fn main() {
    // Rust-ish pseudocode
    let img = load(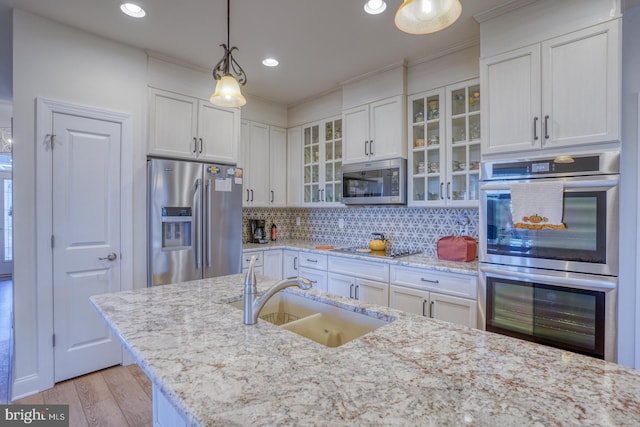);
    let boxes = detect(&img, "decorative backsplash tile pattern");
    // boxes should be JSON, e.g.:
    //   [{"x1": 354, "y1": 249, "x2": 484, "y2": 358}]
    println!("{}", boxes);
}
[{"x1": 243, "y1": 207, "x2": 479, "y2": 257}]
